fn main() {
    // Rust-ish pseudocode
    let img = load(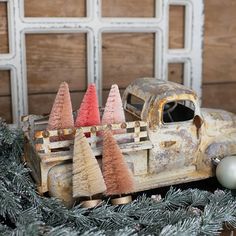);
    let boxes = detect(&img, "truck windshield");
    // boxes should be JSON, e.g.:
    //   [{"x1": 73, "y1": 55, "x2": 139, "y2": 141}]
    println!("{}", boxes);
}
[
  {"x1": 126, "y1": 94, "x2": 145, "y2": 118},
  {"x1": 163, "y1": 100, "x2": 195, "y2": 123}
]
